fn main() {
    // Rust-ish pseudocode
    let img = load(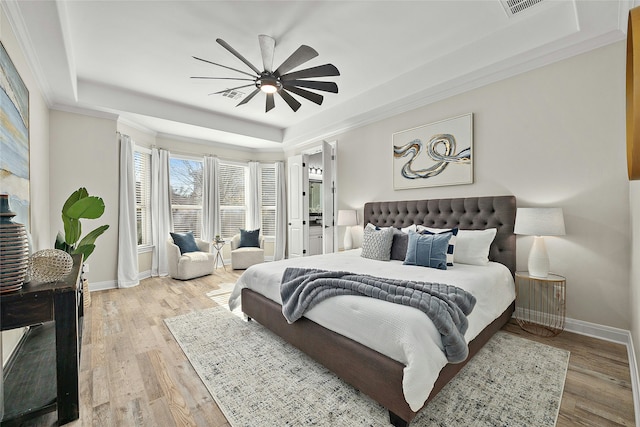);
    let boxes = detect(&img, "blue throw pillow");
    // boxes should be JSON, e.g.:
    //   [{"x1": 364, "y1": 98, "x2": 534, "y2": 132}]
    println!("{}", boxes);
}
[
  {"x1": 170, "y1": 231, "x2": 199, "y2": 254},
  {"x1": 403, "y1": 230, "x2": 452, "y2": 270},
  {"x1": 420, "y1": 227, "x2": 458, "y2": 267},
  {"x1": 240, "y1": 228, "x2": 260, "y2": 248}
]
